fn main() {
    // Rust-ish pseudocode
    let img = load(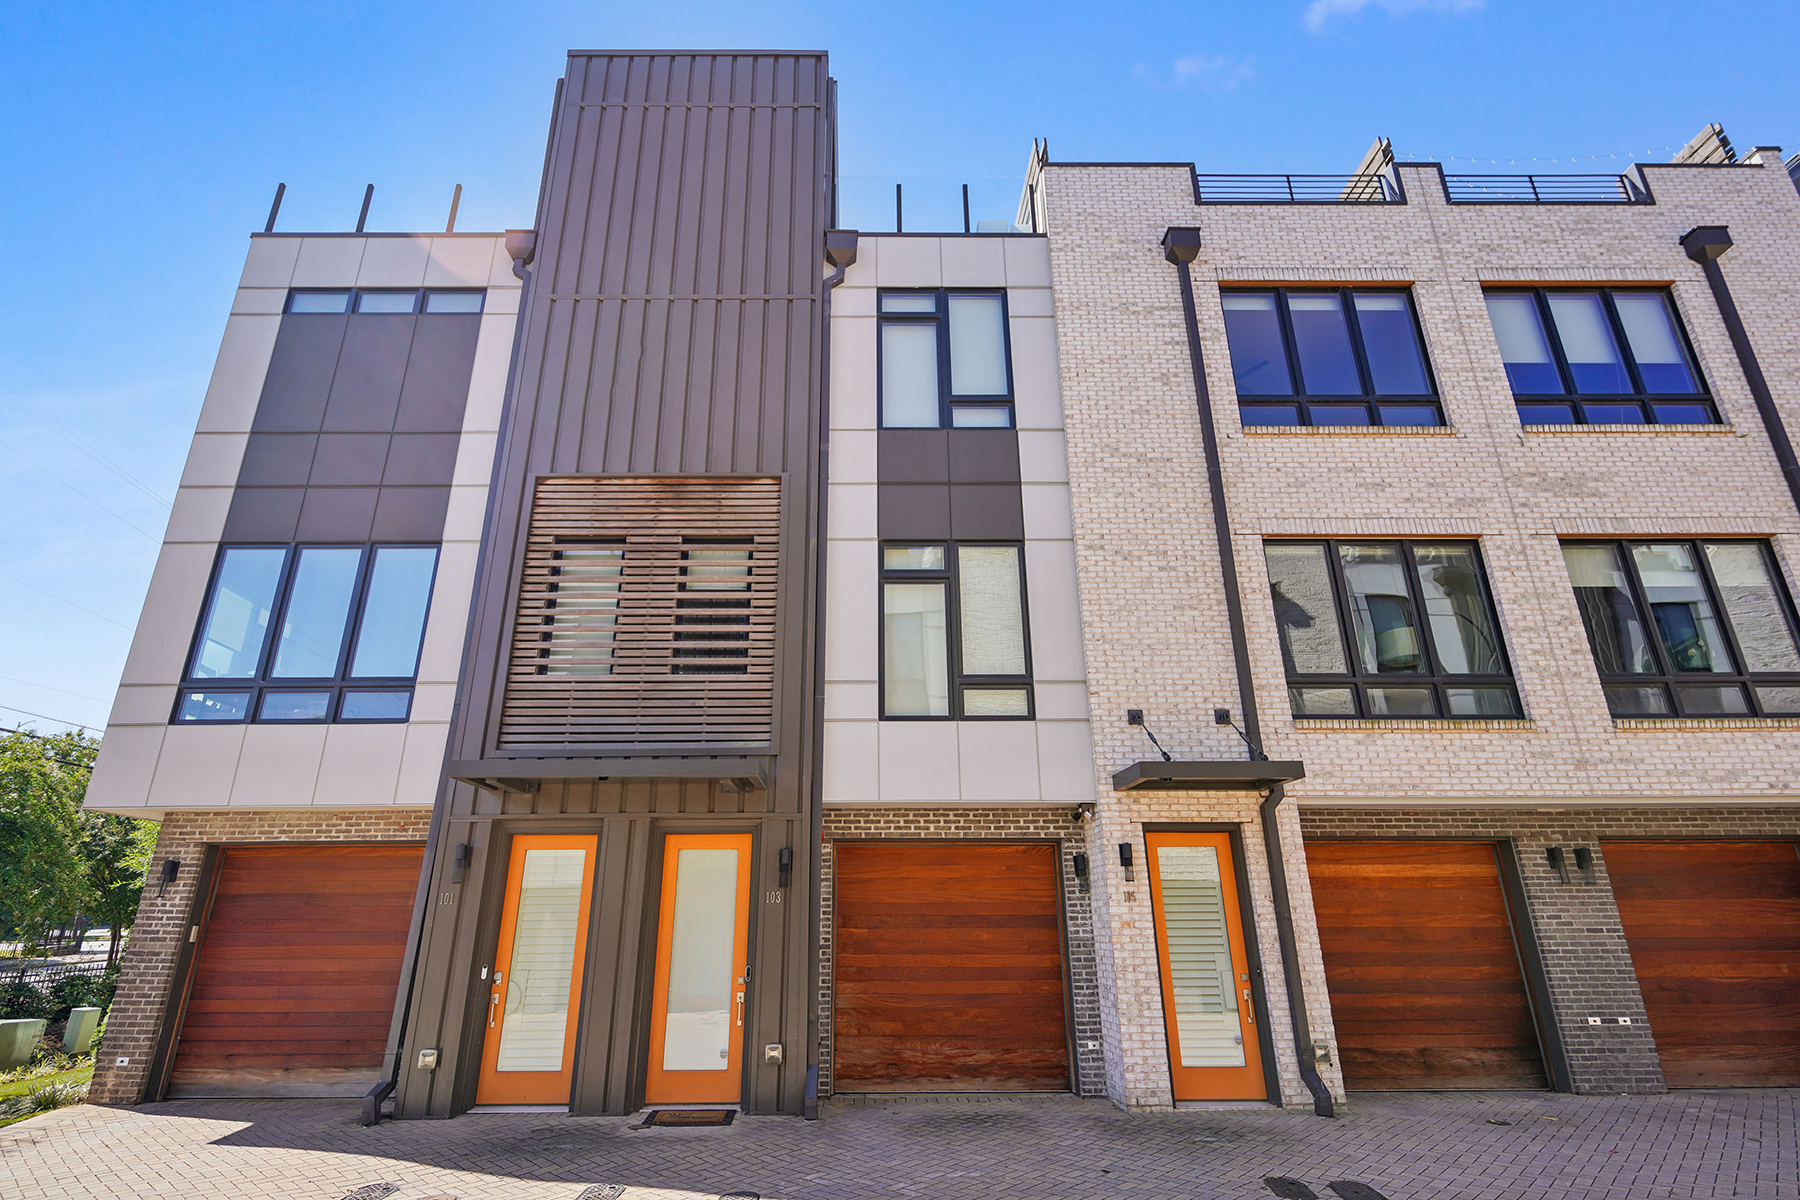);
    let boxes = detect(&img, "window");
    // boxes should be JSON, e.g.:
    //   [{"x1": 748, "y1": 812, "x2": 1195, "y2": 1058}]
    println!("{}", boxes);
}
[
  {"x1": 177, "y1": 544, "x2": 439, "y2": 724},
  {"x1": 1484, "y1": 289, "x2": 1713, "y2": 425},
  {"x1": 1220, "y1": 289, "x2": 1441, "y2": 427},
  {"x1": 1562, "y1": 540, "x2": 1800, "y2": 717},
  {"x1": 881, "y1": 543, "x2": 1032, "y2": 718},
  {"x1": 1265, "y1": 540, "x2": 1518, "y2": 719},
  {"x1": 878, "y1": 291, "x2": 1013, "y2": 429},
  {"x1": 284, "y1": 288, "x2": 485, "y2": 315}
]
